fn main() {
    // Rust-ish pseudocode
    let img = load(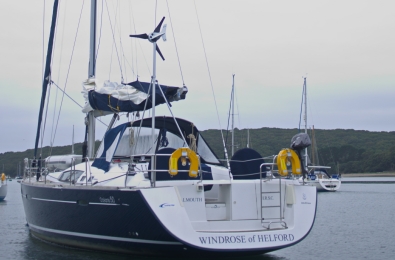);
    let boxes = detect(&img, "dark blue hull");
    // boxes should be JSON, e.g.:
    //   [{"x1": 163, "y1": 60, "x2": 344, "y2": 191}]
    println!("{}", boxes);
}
[
  {"x1": 21, "y1": 183, "x2": 276, "y2": 256},
  {"x1": 21, "y1": 183, "x2": 187, "y2": 255}
]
